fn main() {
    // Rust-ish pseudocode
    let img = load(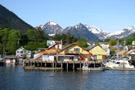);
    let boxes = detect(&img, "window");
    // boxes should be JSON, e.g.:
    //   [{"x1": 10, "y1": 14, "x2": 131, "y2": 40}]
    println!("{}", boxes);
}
[
  {"x1": 74, "y1": 48, "x2": 80, "y2": 52},
  {"x1": 70, "y1": 57, "x2": 74, "y2": 60}
]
